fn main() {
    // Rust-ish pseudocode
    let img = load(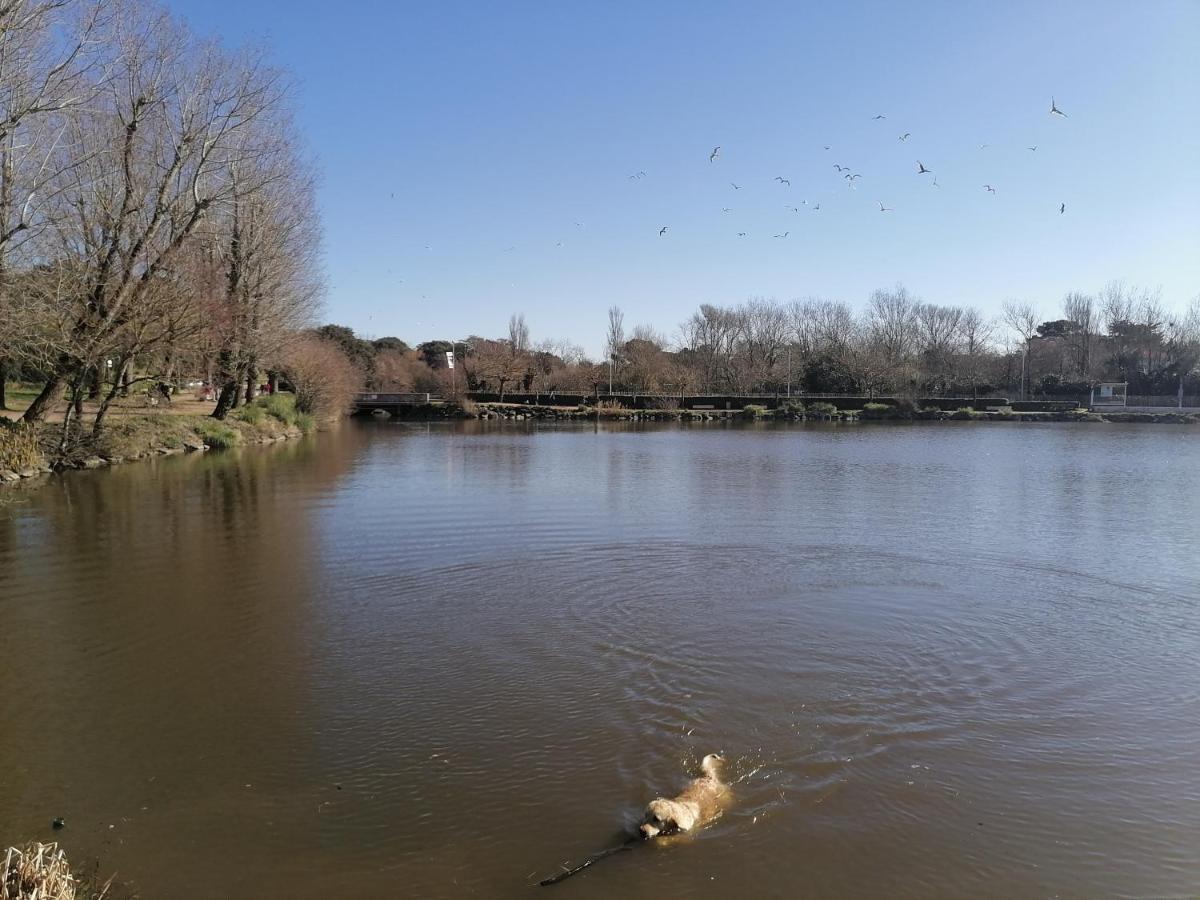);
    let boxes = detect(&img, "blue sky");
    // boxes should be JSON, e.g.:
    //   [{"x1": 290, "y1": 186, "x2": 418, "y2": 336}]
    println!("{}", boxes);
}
[{"x1": 168, "y1": 0, "x2": 1199, "y2": 355}]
